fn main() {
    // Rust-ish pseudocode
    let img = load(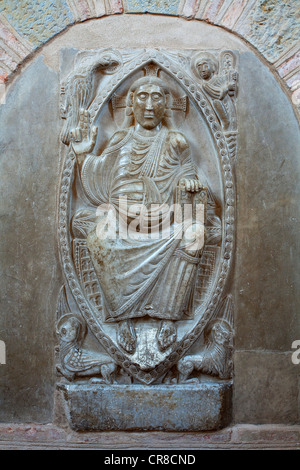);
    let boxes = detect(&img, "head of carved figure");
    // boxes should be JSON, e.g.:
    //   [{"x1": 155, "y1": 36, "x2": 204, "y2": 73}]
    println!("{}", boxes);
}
[
  {"x1": 59, "y1": 318, "x2": 80, "y2": 342},
  {"x1": 193, "y1": 54, "x2": 218, "y2": 81},
  {"x1": 57, "y1": 314, "x2": 86, "y2": 344},
  {"x1": 207, "y1": 320, "x2": 232, "y2": 346},
  {"x1": 128, "y1": 76, "x2": 170, "y2": 130}
]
